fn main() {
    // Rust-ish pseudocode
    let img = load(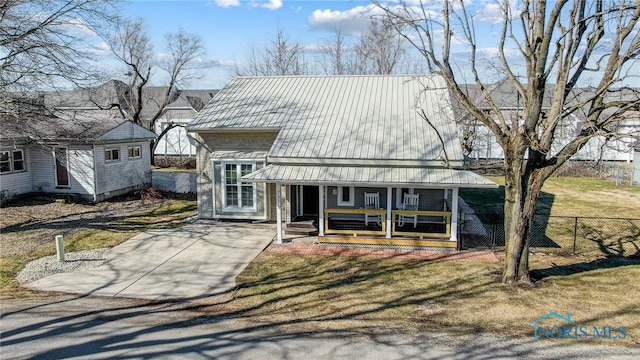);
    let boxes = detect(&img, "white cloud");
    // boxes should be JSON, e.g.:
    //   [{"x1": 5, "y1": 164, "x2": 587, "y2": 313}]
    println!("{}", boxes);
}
[
  {"x1": 261, "y1": 0, "x2": 282, "y2": 10},
  {"x1": 213, "y1": 0, "x2": 239, "y2": 8},
  {"x1": 308, "y1": 5, "x2": 381, "y2": 35},
  {"x1": 474, "y1": 1, "x2": 521, "y2": 23},
  {"x1": 89, "y1": 41, "x2": 111, "y2": 56}
]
